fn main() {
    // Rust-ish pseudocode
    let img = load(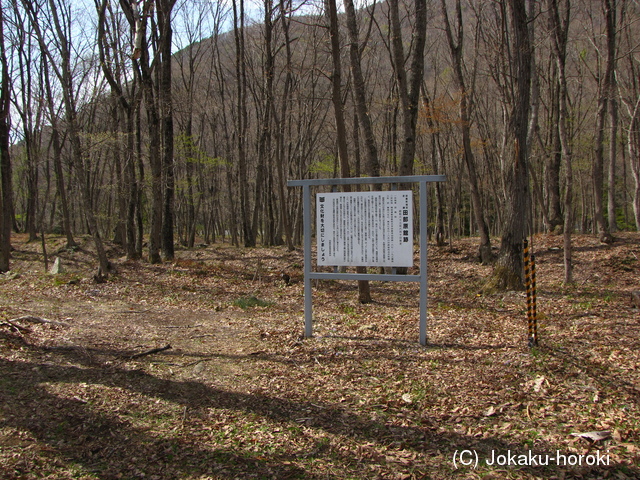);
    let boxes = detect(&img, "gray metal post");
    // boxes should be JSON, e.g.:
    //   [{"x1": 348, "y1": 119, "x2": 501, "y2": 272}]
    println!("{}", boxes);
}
[
  {"x1": 303, "y1": 184, "x2": 313, "y2": 338},
  {"x1": 419, "y1": 181, "x2": 428, "y2": 346}
]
